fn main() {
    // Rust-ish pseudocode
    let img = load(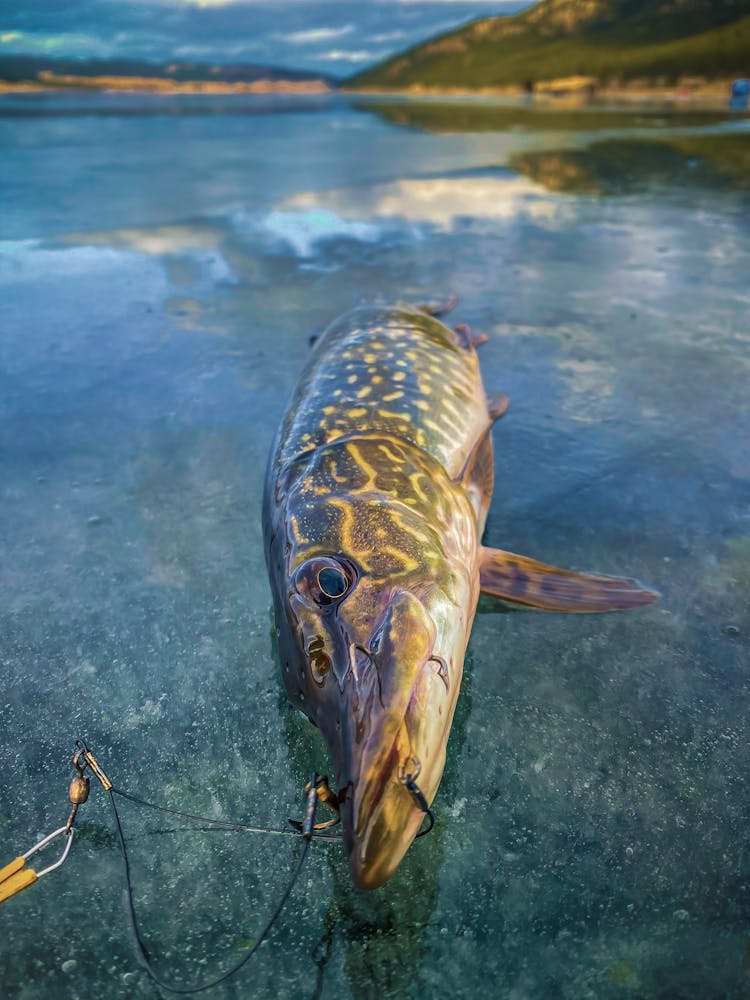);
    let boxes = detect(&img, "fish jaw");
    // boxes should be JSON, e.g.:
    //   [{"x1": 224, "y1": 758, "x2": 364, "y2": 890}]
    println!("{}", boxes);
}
[
  {"x1": 333, "y1": 589, "x2": 464, "y2": 889},
  {"x1": 341, "y1": 750, "x2": 435, "y2": 890},
  {"x1": 340, "y1": 701, "x2": 452, "y2": 889}
]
